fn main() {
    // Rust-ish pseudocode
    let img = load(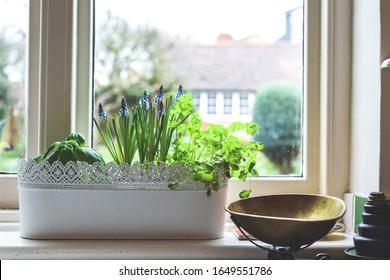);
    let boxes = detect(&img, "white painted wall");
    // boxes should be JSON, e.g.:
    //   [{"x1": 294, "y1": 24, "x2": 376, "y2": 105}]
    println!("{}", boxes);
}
[
  {"x1": 200, "y1": 92, "x2": 254, "y2": 124},
  {"x1": 350, "y1": 0, "x2": 382, "y2": 196}
]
